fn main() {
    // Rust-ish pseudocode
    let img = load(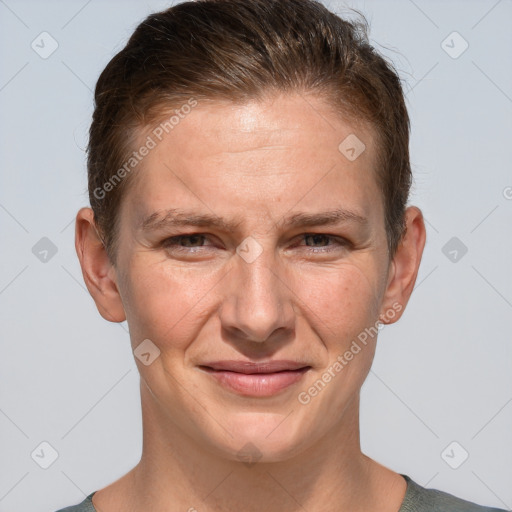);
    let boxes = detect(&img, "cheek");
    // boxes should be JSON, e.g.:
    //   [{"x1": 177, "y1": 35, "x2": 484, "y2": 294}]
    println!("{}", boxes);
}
[
  {"x1": 295, "y1": 260, "x2": 382, "y2": 345},
  {"x1": 120, "y1": 250, "x2": 385, "y2": 355},
  {"x1": 120, "y1": 259, "x2": 218, "y2": 350}
]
